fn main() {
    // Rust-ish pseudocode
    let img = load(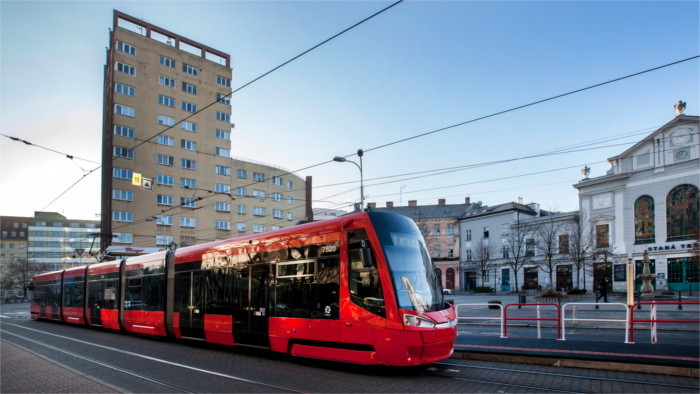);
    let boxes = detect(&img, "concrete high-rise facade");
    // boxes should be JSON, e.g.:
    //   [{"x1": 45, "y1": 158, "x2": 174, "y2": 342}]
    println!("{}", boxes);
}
[{"x1": 101, "y1": 11, "x2": 309, "y2": 255}]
